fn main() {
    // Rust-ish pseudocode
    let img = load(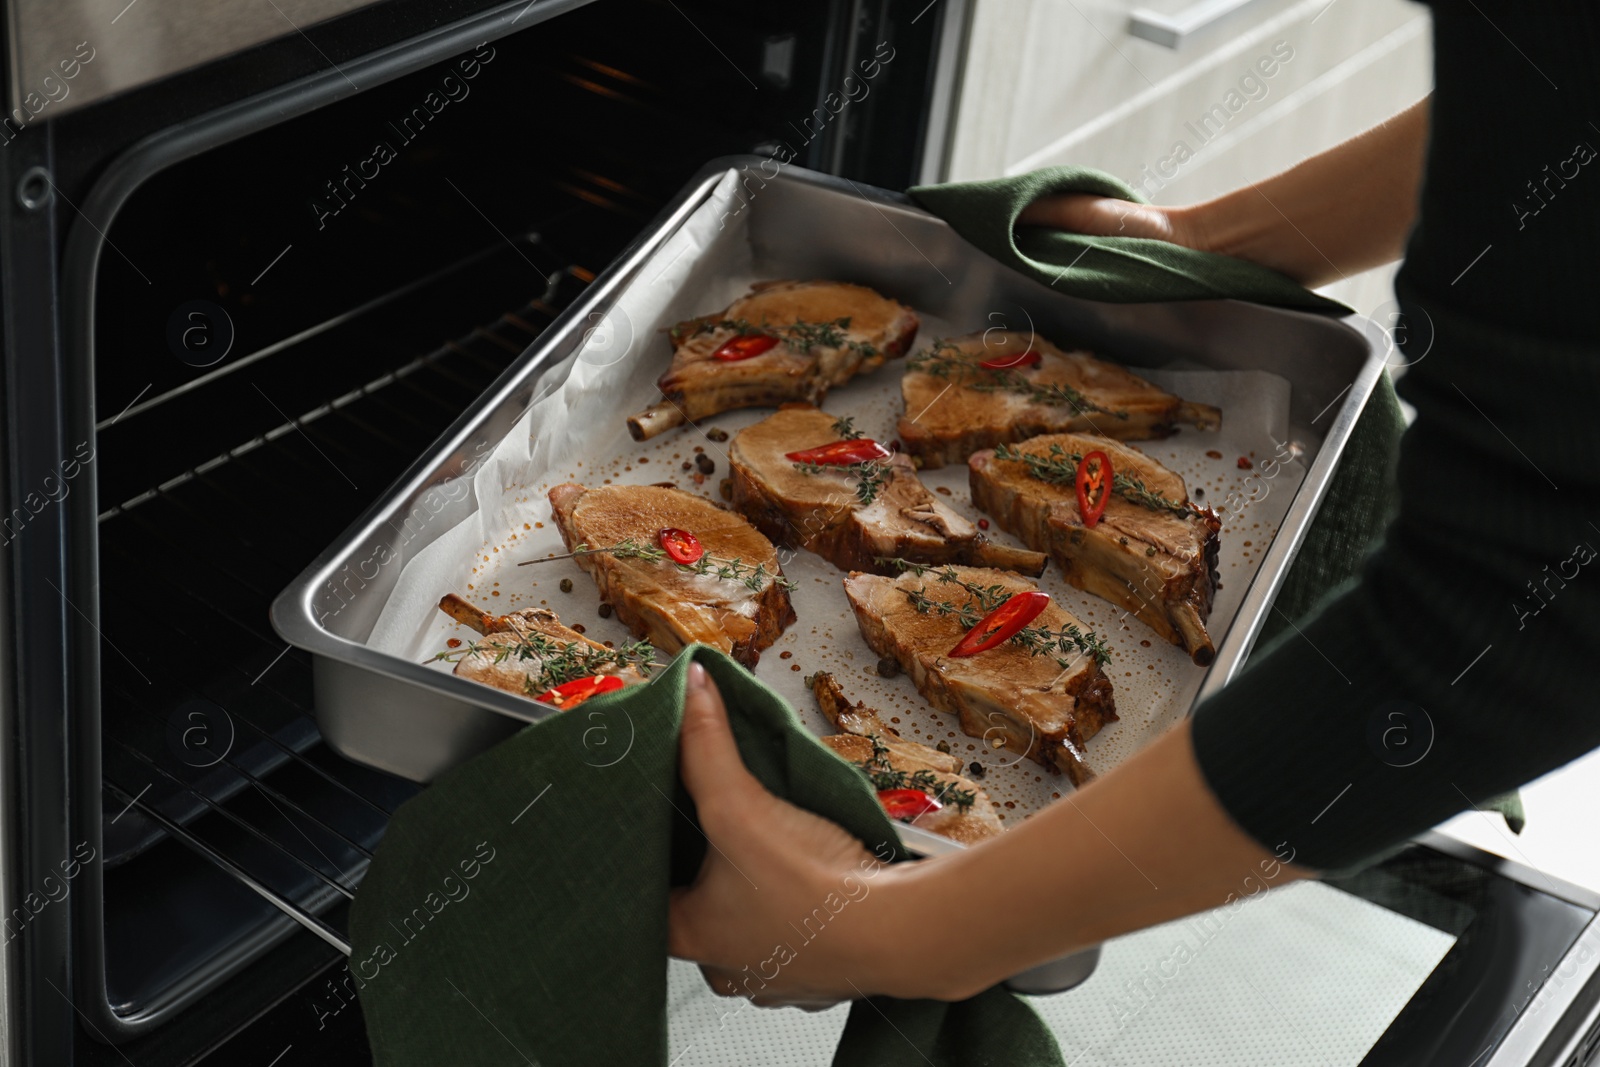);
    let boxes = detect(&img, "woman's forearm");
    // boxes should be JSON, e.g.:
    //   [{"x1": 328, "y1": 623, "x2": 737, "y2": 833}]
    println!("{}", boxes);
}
[
  {"x1": 1176, "y1": 97, "x2": 1429, "y2": 288},
  {"x1": 880, "y1": 719, "x2": 1310, "y2": 999}
]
